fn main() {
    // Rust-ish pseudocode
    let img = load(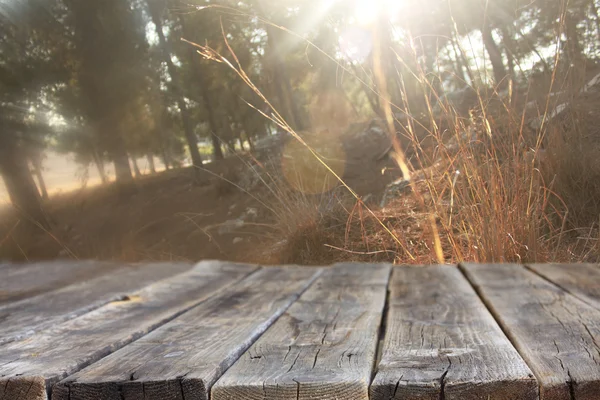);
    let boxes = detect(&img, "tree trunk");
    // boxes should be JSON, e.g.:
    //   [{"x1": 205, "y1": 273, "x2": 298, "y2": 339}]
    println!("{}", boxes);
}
[
  {"x1": 562, "y1": 11, "x2": 586, "y2": 86},
  {"x1": 500, "y1": 26, "x2": 516, "y2": 80},
  {"x1": 349, "y1": 62, "x2": 380, "y2": 113},
  {"x1": 564, "y1": 11, "x2": 584, "y2": 64},
  {"x1": 198, "y1": 80, "x2": 223, "y2": 161},
  {"x1": 113, "y1": 149, "x2": 133, "y2": 183},
  {"x1": 219, "y1": 117, "x2": 237, "y2": 156},
  {"x1": 271, "y1": 54, "x2": 304, "y2": 131},
  {"x1": 108, "y1": 129, "x2": 133, "y2": 183},
  {"x1": 0, "y1": 136, "x2": 50, "y2": 229},
  {"x1": 373, "y1": 16, "x2": 423, "y2": 113},
  {"x1": 200, "y1": 90, "x2": 224, "y2": 161},
  {"x1": 256, "y1": 0, "x2": 305, "y2": 132},
  {"x1": 147, "y1": 0, "x2": 202, "y2": 167},
  {"x1": 424, "y1": 50, "x2": 442, "y2": 99},
  {"x1": 449, "y1": 43, "x2": 467, "y2": 84},
  {"x1": 209, "y1": 132, "x2": 223, "y2": 162},
  {"x1": 226, "y1": 140, "x2": 236, "y2": 154},
  {"x1": 451, "y1": 32, "x2": 475, "y2": 84},
  {"x1": 147, "y1": 154, "x2": 156, "y2": 174},
  {"x1": 481, "y1": 24, "x2": 508, "y2": 87},
  {"x1": 131, "y1": 156, "x2": 142, "y2": 177},
  {"x1": 30, "y1": 156, "x2": 49, "y2": 200},
  {"x1": 247, "y1": 134, "x2": 255, "y2": 152},
  {"x1": 160, "y1": 148, "x2": 170, "y2": 170},
  {"x1": 238, "y1": 137, "x2": 245, "y2": 151},
  {"x1": 92, "y1": 150, "x2": 108, "y2": 183},
  {"x1": 178, "y1": 14, "x2": 224, "y2": 162}
]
